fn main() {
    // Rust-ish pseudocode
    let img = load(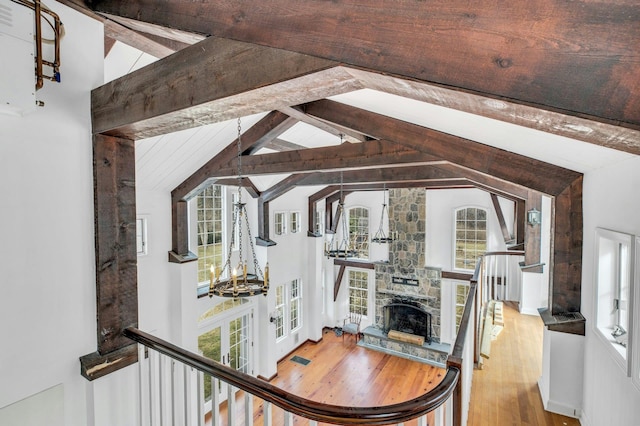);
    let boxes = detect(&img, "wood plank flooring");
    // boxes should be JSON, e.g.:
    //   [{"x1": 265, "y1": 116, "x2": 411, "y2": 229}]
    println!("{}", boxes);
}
[
  {"x1": 468, "y1": 302, "x2": 580, "y2": 426},
  {"x1": 214, "y1": 303, "x2": 581, "y2": 425}
]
